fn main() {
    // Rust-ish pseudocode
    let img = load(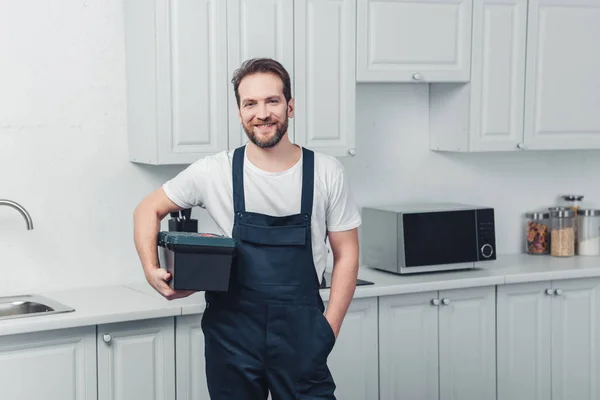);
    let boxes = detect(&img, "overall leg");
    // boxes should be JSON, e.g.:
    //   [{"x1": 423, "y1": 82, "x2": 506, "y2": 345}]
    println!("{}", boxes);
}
[
  {"x1": 266, "y1": 304, "x2": 337, "y2": 400},
  {"x1": 202, "y1": 301, "x2": 268, "y2": 400}
]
